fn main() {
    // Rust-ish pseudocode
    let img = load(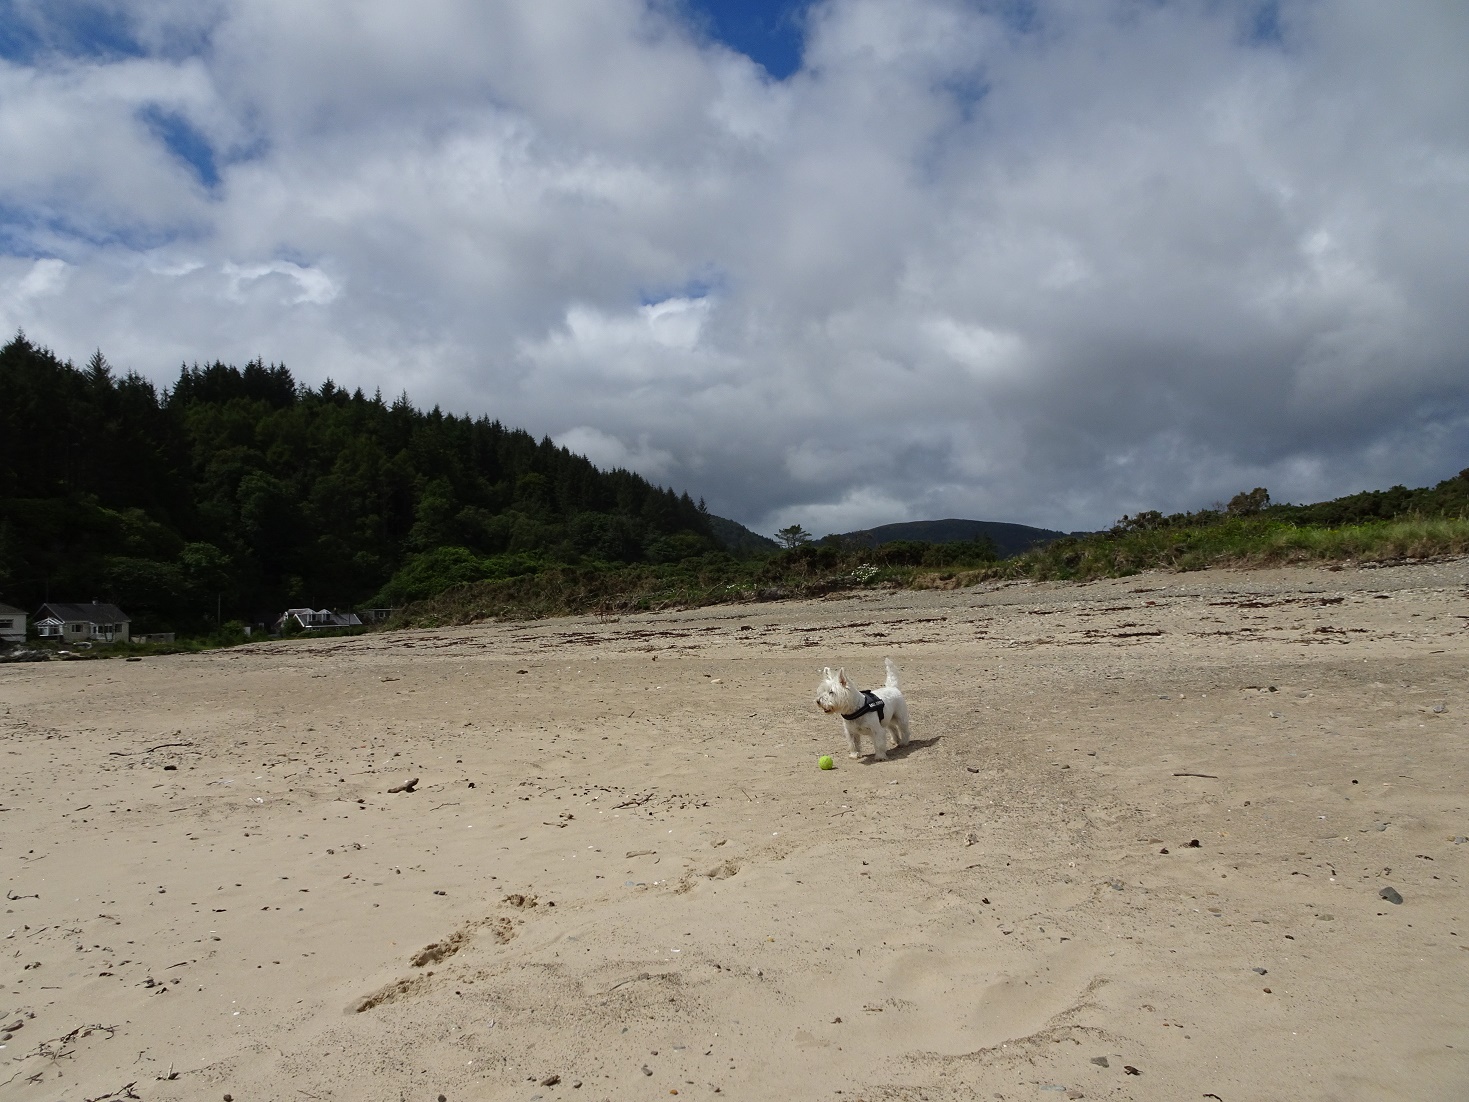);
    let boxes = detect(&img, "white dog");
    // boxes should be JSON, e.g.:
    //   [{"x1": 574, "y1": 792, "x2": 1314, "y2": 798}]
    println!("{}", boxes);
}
[{"x1": 815, "y1": 658, "x2": 912, "y2": 761}]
